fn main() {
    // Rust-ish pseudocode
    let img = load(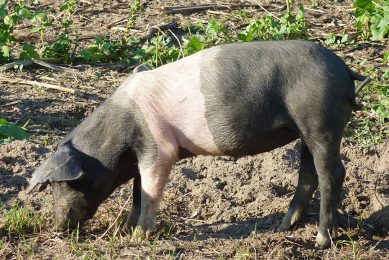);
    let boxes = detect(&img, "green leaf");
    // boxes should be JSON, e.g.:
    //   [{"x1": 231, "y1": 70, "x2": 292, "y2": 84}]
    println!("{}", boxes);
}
[
  {"x1": 341, "y1": 34, "x2": 349, "y2": 43},
  {"x1": 29, "y1": 27, "x2": 42, "y2": 33},
  {"x1": 1, "y1": 45, "x2": 10, "y2": 57},
  {"x1": 20, "y1": 44, "x2": 39, "y2": 60},
  {"x1": 353, "y1": 0, "x2": 373, "y2": 13},
  {"x1": 0, "y1": 0, "x2": 7, "y2": 8},
  {"x1": 4, "y1": 15, "x2": 13, "y2": 26},
  {"x1": 206, "y1": 19, "x2": 227, "y2": 38},
  {"x1": 324, "y1": 34, "x2": 336, "y2": 45},
  {"x1": 370, "y1": 12, "x2": 389, "y2": 40},
  {"x1": 186, "y1": 36, "x2": 205, "y2": 54},
  {"x1": 0, "y1": 119, "x2": 29, "y2": 141},
  {"x1": 0, "y1": 5, "x2": 7, "y2": 17},
  {"x1": 383, "y1": 51, "x2": 389, "y2": 63},
  {"x1": 18, "y1": 7, "x2": 33, "y2": 19},
  {"x1": 296, "y1": 5, "x2": 305, "y2": 21},
  {"x1": 32, "y1": 12, "x2": 47, "y2": 23}
]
